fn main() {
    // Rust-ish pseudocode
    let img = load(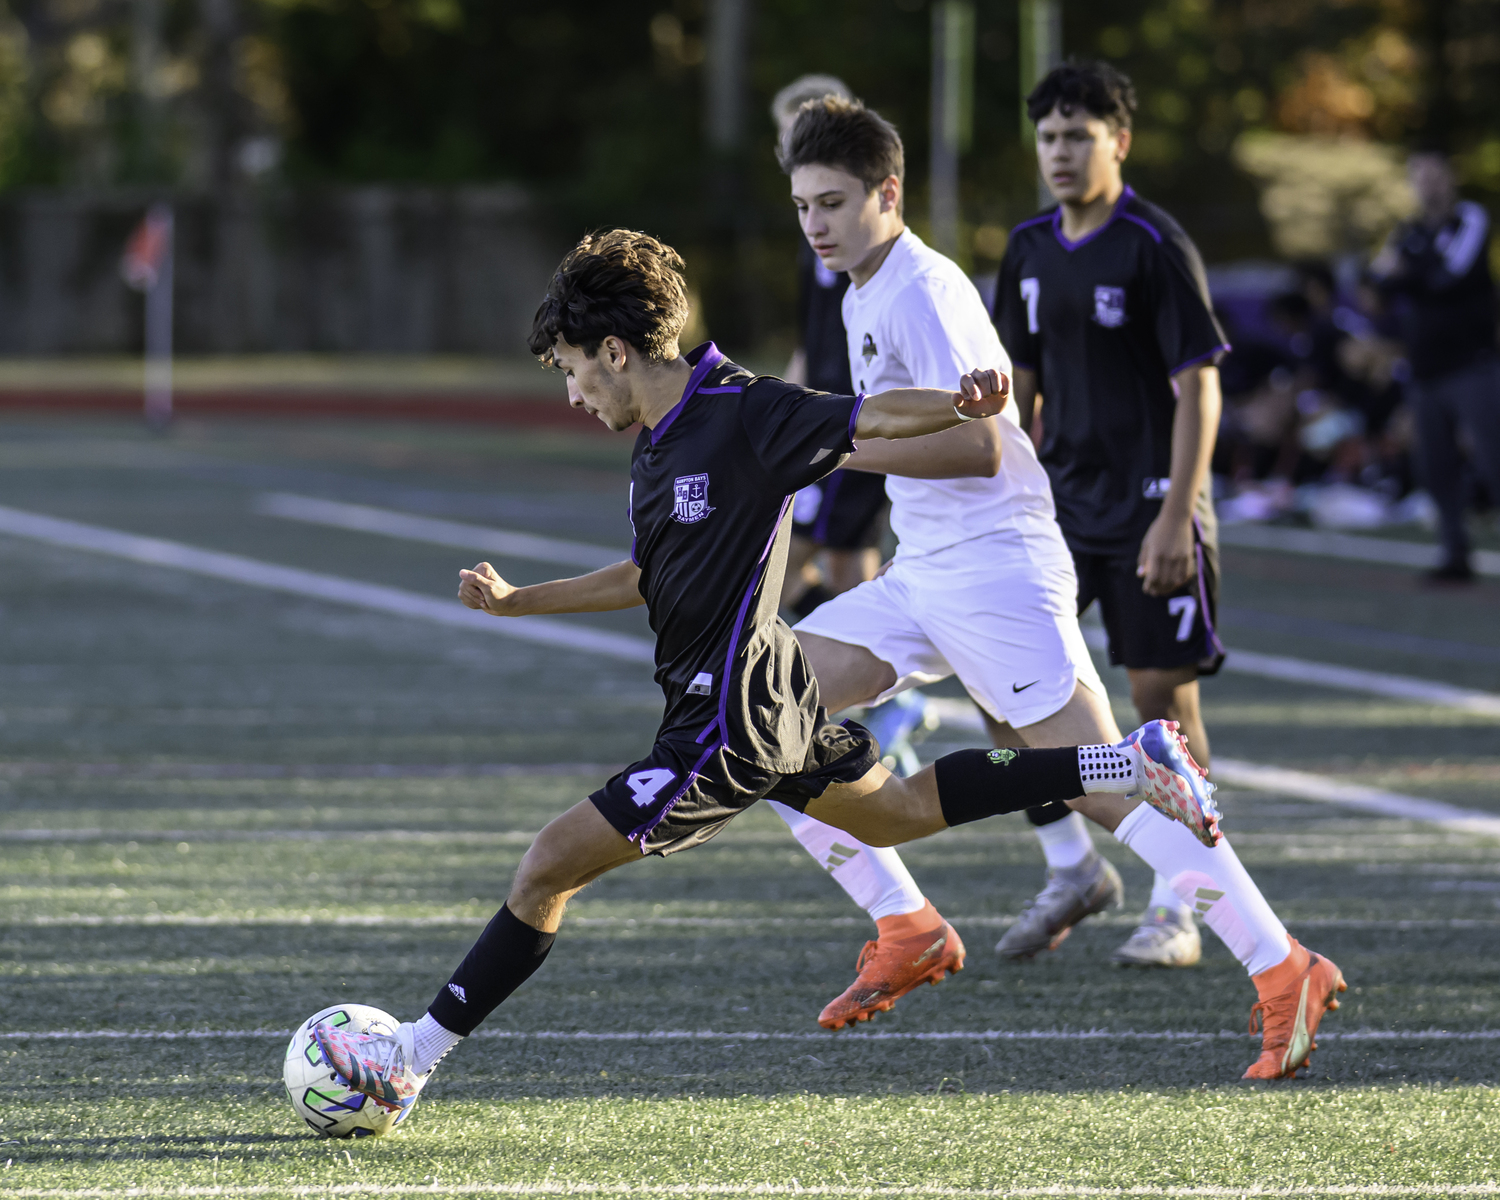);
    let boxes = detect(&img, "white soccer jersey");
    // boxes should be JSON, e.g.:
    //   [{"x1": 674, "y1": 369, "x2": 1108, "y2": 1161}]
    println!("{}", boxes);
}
[{"x1": 843, "y1": 228, "x2": 1057, "y2": 557}]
